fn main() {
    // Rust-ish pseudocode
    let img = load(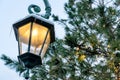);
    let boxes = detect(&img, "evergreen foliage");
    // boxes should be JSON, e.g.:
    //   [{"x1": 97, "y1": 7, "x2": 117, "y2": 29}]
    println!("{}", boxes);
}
[{"x1": 1, "y1": 0, "x2": 120, "y2": 80}]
